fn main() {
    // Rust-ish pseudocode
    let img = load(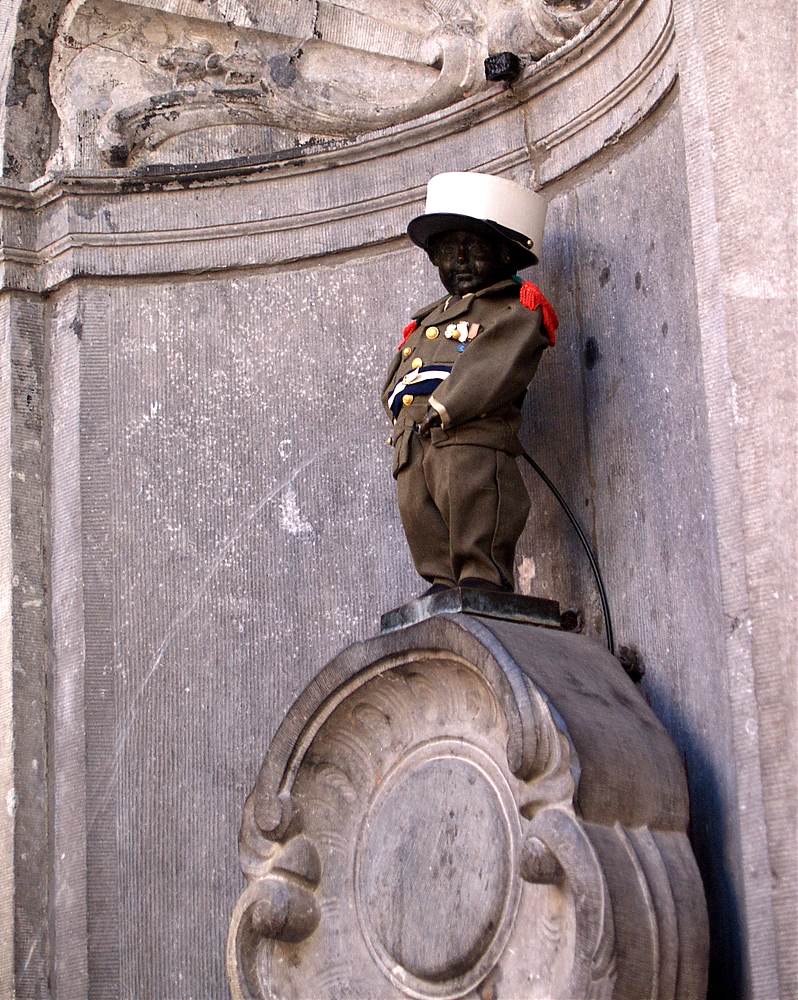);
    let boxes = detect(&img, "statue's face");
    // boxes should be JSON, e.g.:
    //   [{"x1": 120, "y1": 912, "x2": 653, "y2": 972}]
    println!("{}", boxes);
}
[{"x1": 428, "y1": 229, "x2": 516, "y2": 296}]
